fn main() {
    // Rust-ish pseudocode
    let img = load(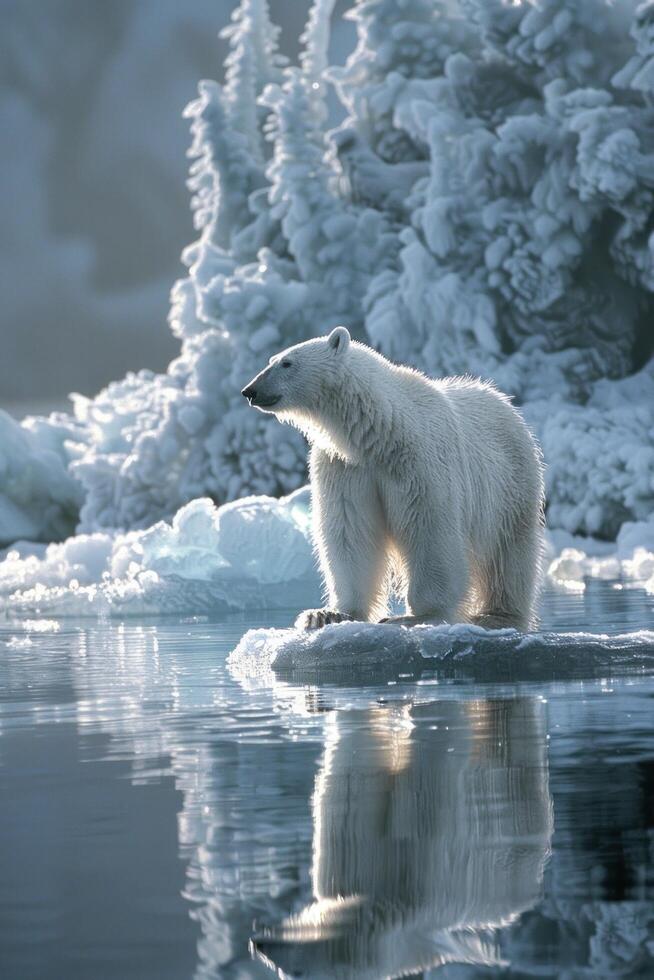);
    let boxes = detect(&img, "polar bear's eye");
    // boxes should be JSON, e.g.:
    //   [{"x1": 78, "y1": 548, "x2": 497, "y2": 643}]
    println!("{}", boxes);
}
[{"x1": 281, "y1": 359, "x2": 292, "y2": 368}]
